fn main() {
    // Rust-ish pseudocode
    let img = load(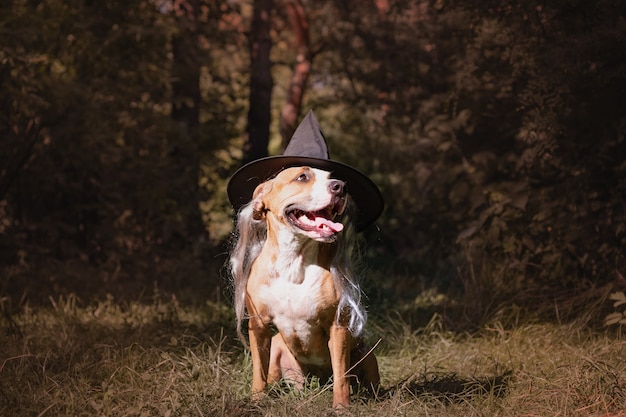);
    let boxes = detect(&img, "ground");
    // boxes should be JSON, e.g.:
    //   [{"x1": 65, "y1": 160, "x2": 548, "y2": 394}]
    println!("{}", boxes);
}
[{"x1": 1, "y1": 279, "x2": 625, "y2": 416}]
